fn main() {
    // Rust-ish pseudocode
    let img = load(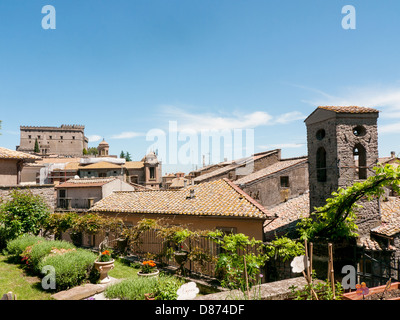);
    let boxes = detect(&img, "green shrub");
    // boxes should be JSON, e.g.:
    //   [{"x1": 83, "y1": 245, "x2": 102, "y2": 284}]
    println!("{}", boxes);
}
[
  {"x1": 0, "y1": 189, "x2": 51, "y2": 247},
  {"x1": 154, "y1": 274, "x2": 185, "y2": 300},
  {"x1": 22, "y1": 239, "x2": 76, "y2": 273},
  {"x1": 104, "y1": 273, "x2": 185, "y2": 300},
  {"x1": 39, "y1": 248, "x2": 97, "y2": 292},
  {"x1": 5, "y1": 234, "x2": 43, "y2": 258},
  {"x1": 105, "y1": 276, "x2": 158, "y2": 300}
]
